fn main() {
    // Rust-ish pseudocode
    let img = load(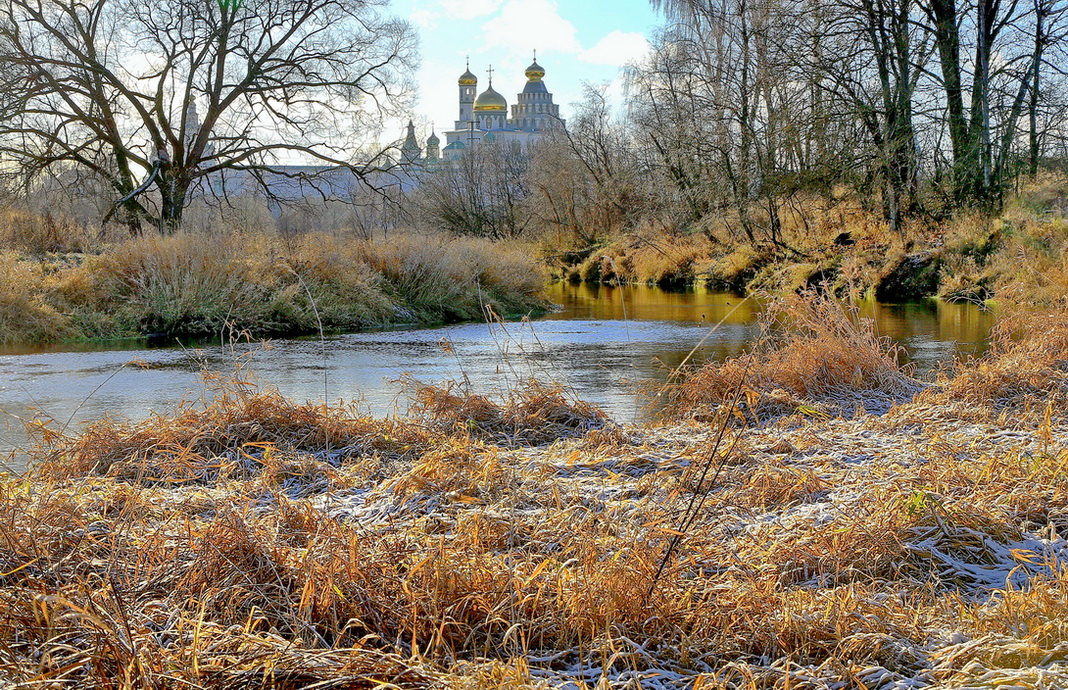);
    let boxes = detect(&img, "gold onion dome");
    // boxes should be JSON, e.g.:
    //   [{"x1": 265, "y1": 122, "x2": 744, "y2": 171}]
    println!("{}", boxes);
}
[
  {"x1": 458, "y1": 68, "x2": 477, "y2": 85},
  {"x1": 525, "y1": 60, "x2": 545, "y2": 81},
  {"x1": 474, "y1": 84, "x2": 507, "y2": 111}
]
